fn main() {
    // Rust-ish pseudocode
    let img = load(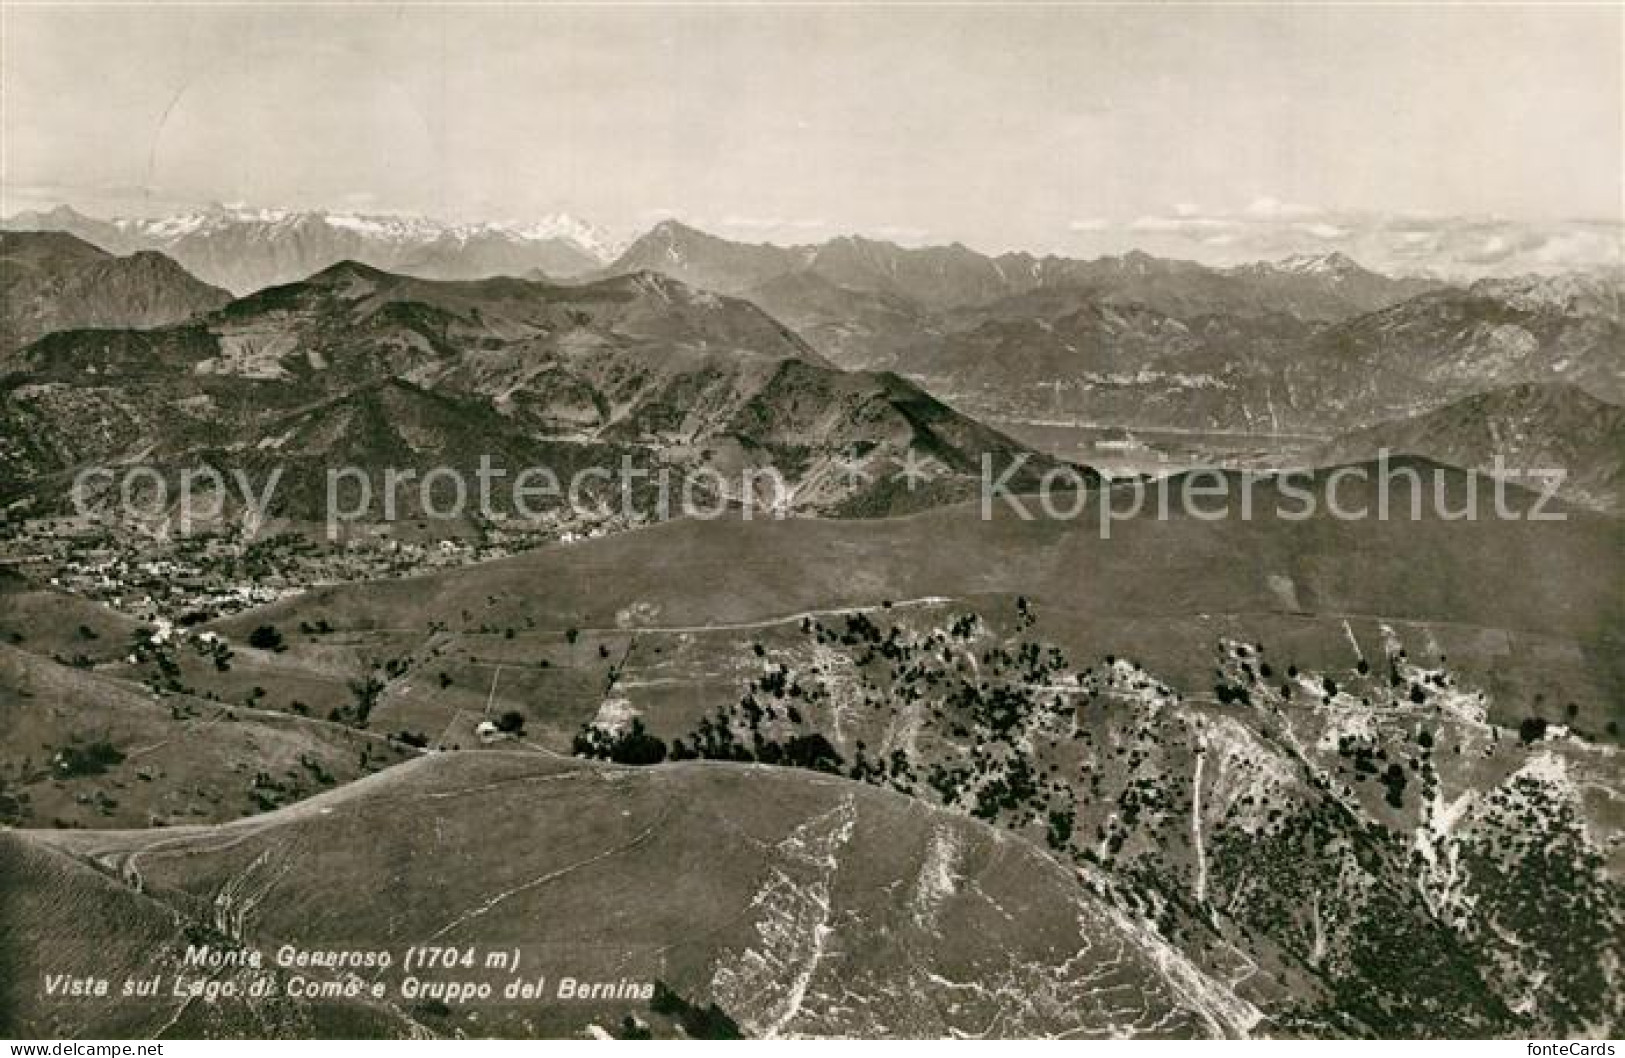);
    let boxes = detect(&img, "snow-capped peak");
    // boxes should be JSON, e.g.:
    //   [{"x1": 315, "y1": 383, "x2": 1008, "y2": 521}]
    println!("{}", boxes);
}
[
  {"x1": 499, "y1": 213, "x2": 622, "y2": 259},
  {"x1": 1273, "y1": 250, "x2": 1364, "y2": 278},
  {"x1": 89, "y1": 205, "x2": 619, "y2": 262}
]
